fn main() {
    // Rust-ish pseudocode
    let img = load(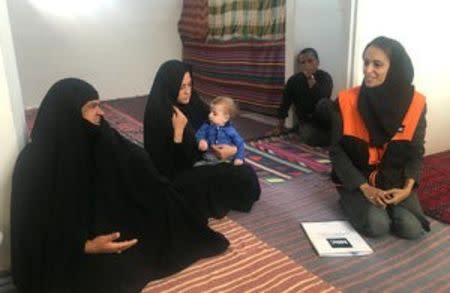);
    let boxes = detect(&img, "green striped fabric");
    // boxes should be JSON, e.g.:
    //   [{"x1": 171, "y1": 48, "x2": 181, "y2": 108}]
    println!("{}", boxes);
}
[{"x1": 208, "y1": 0, "x2": 285, "y2": 41}]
